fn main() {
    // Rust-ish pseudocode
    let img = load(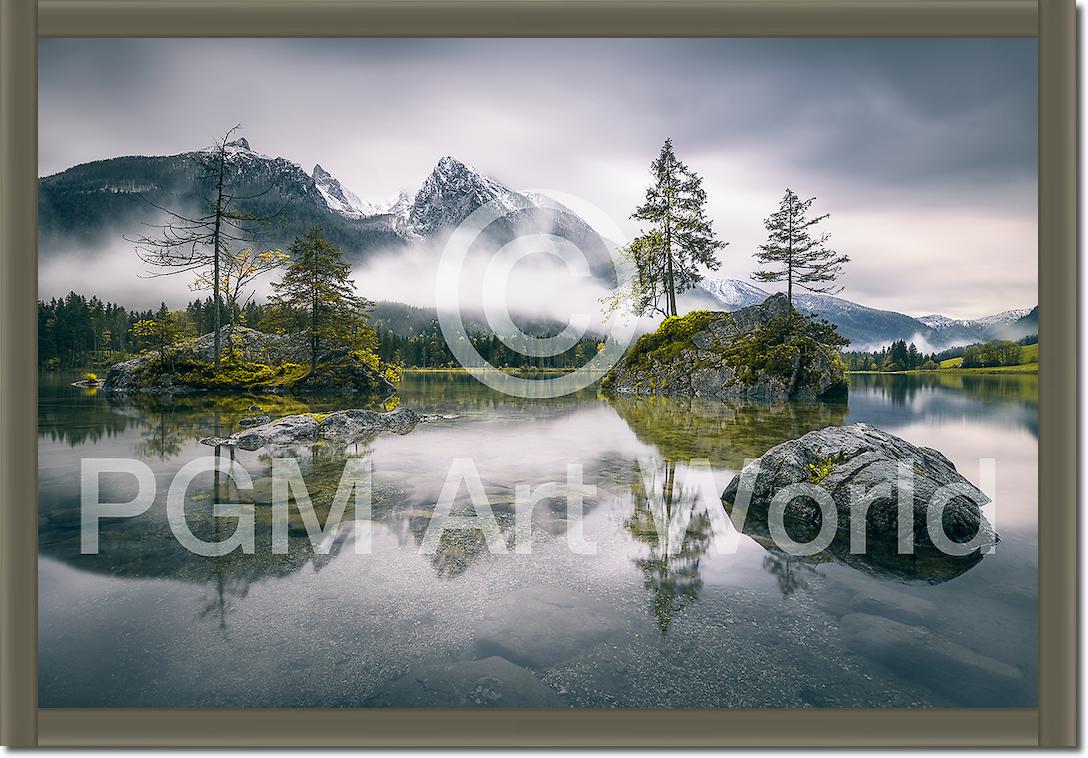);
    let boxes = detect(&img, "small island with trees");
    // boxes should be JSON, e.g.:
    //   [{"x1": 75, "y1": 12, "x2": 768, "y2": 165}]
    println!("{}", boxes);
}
[
  {"x1": 601, "y1": 139, "x2": 850, "y2": 402},
  {"x1": 81, "y1": 129, "x2": 400, "y2": 398}
]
